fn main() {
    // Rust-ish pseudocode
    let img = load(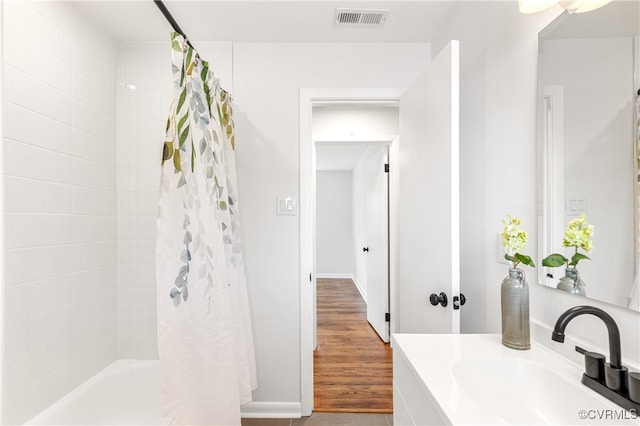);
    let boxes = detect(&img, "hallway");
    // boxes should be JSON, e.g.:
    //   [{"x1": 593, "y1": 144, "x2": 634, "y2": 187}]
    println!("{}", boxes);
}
[{"x1": 313, "y1": 278, "x2": 393, "y2": 413}]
